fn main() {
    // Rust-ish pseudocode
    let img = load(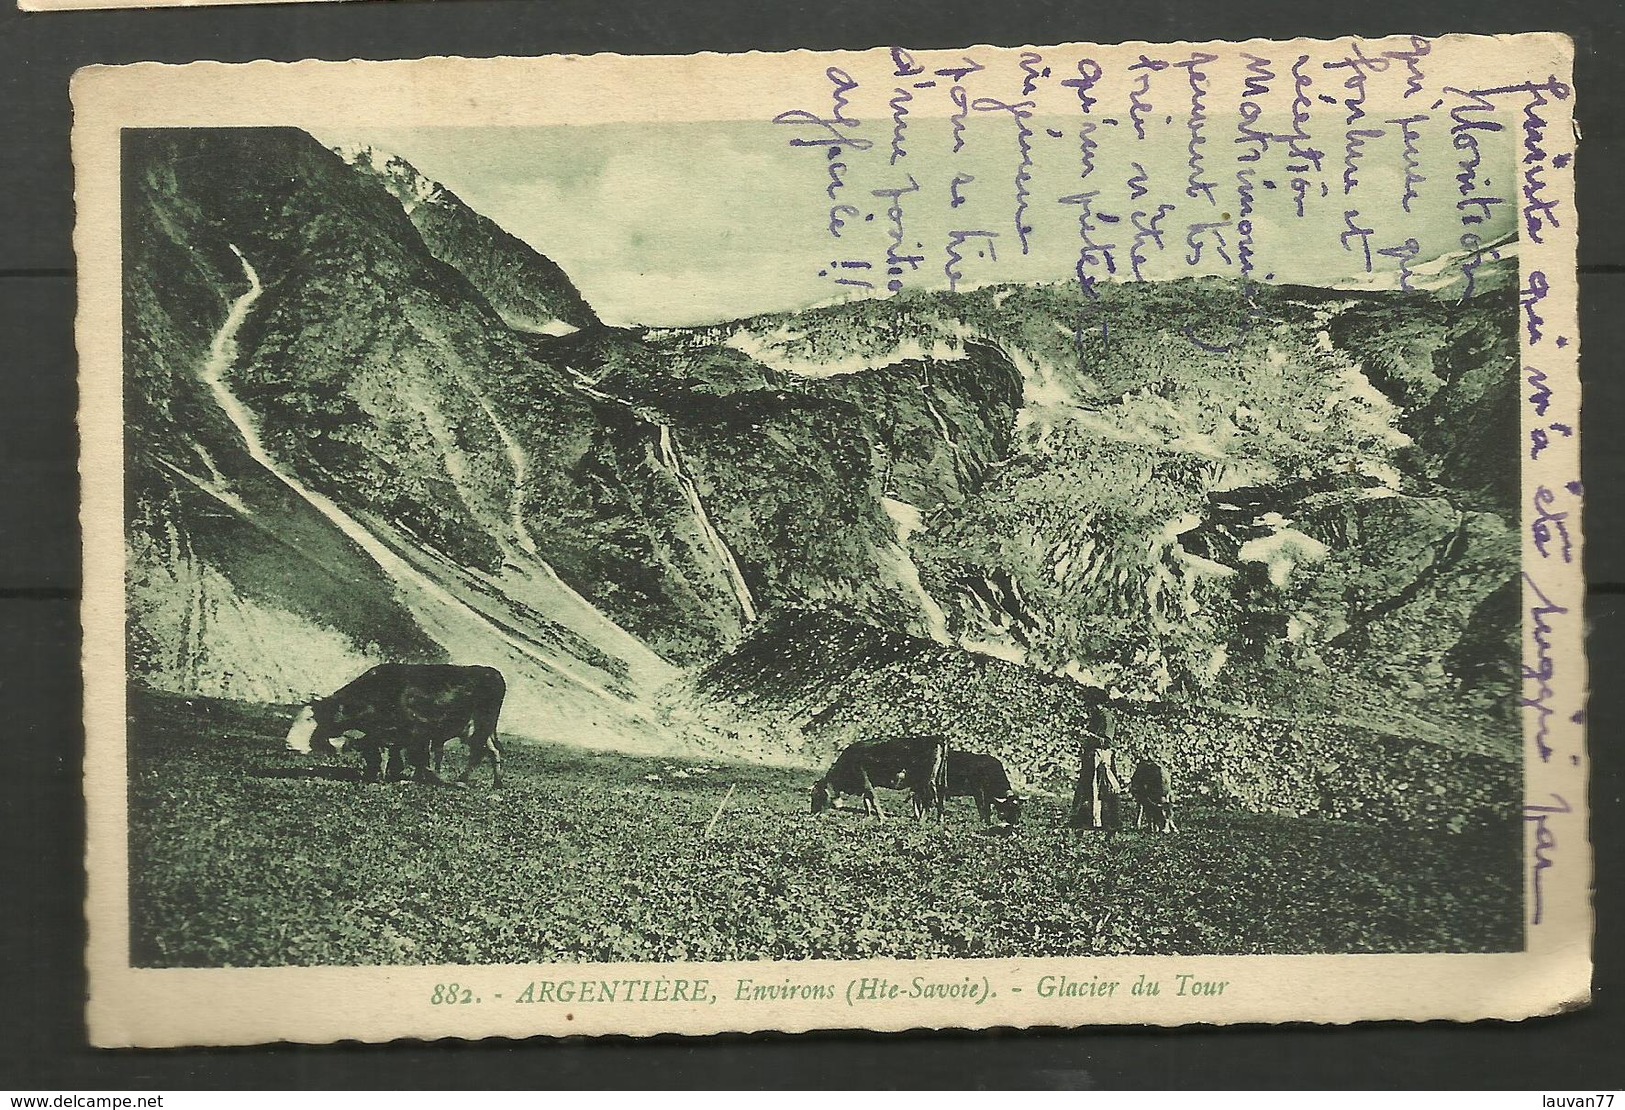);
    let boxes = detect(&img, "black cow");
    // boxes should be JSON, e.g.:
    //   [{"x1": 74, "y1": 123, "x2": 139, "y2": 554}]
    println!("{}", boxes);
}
[
  {"x1": 810, "y1": 736, "x2": 947, "y2": 823},
  {"x1": 1130, "y1": 759, "x2": 1177, "y2": 832},
  {"x1": 945, "y1": 752, "x2": 1023, "y2": 826},
  {"x1": 284, "y1": 664, "x2": 506, "y2": 787}
]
